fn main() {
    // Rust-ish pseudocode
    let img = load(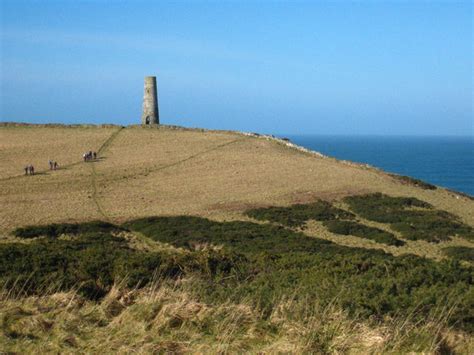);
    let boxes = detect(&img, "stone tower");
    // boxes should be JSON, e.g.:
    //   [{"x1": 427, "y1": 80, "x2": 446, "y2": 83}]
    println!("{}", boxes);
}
[{"x1": 141, "y1": 76, "x2": 159, "y2": 125}]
